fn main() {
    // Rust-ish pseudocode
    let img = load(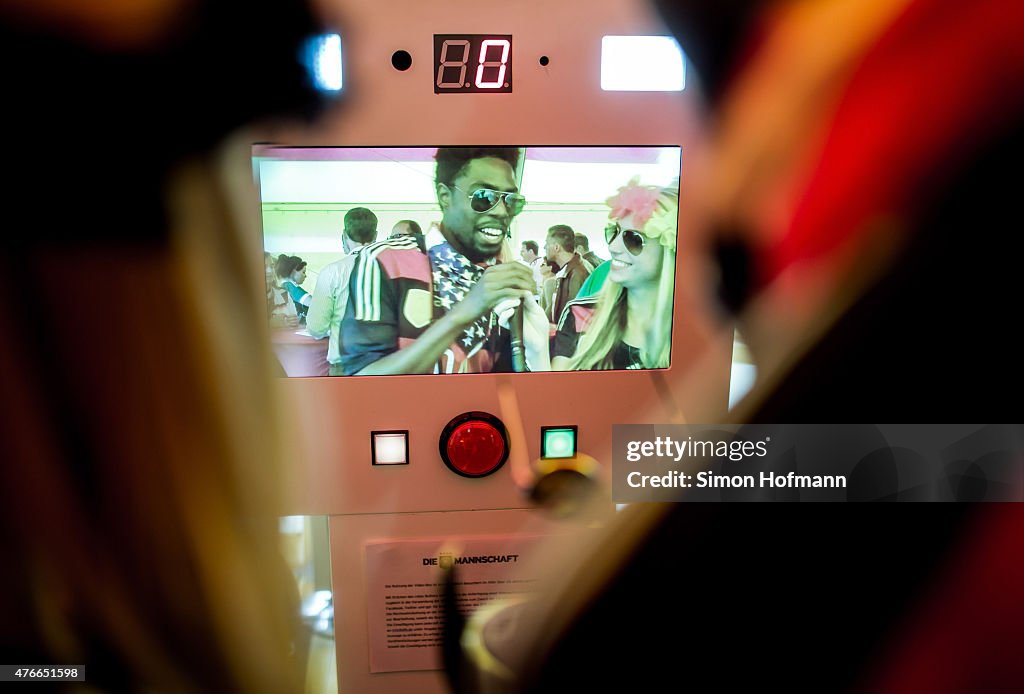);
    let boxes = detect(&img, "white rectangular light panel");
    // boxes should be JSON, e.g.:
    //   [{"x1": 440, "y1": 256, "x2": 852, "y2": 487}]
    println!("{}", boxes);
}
[
  {"x1": 601, "y1": 35, "x2": 685, "y2": 92},
  {"x1": 306, "y1": 33, "x2": 343, "y2": 92}
]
